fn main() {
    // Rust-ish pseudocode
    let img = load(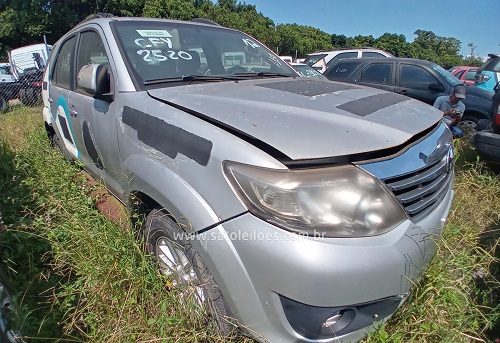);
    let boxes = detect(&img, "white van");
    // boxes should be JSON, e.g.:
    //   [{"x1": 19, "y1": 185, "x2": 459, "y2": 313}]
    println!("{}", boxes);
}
[
  {"x1": 279, "y1": 55, "x2": 293, "y2": 63},
  {"x1": 8, "y1": 43, "x2": 52, "y2": 80}
]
